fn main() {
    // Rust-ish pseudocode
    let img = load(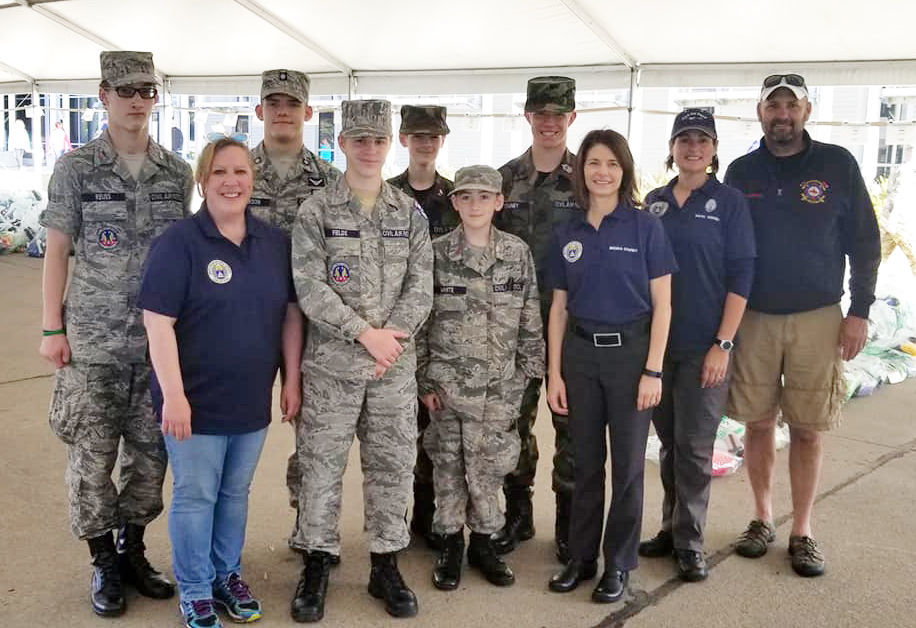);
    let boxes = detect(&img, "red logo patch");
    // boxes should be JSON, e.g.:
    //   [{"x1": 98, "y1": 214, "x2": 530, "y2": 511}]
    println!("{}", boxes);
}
[{"x1": 800, "y1": 180, "x2": 829, "y2": 204}]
